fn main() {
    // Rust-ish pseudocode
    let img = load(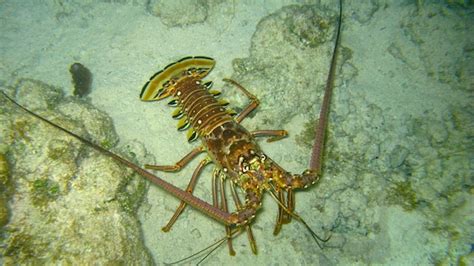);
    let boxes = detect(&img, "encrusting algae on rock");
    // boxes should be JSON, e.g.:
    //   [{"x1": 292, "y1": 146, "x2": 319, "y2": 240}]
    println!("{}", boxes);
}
[
  {"x1": 0, "y1": 79, "x2": 153, "y2": 264},
  {"x1": 0, "y1": 153, "x2": 11, "y2": 228}
]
